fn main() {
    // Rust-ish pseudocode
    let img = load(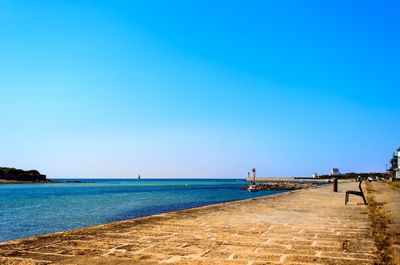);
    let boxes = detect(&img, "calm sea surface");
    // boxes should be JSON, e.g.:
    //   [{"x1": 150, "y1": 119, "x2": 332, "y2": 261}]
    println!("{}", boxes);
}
[{"x1": 0, "y1": 179, "x2": 287, "y2": 242}]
